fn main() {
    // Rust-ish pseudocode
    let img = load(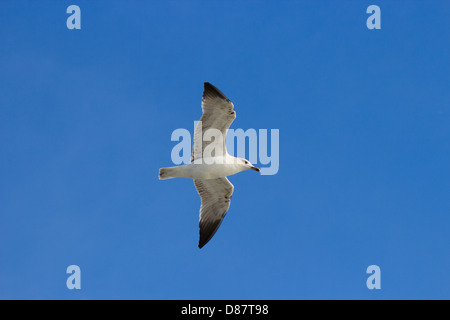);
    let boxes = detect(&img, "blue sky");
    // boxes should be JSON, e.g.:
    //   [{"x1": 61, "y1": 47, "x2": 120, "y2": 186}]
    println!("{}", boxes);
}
[{"x1": 0, "y1": 1, "x2": 449, "y2": 299}]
